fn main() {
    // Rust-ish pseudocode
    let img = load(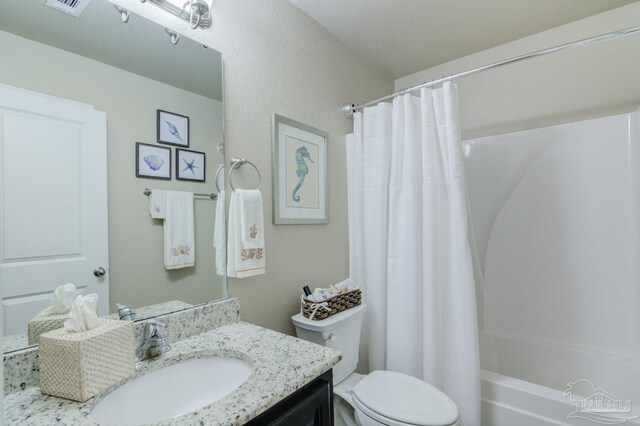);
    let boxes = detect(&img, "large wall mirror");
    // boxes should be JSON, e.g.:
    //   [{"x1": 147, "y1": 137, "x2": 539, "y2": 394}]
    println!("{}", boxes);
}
[{"x1": 0, "y1": 0, "x2": 226, "y2": 353}]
